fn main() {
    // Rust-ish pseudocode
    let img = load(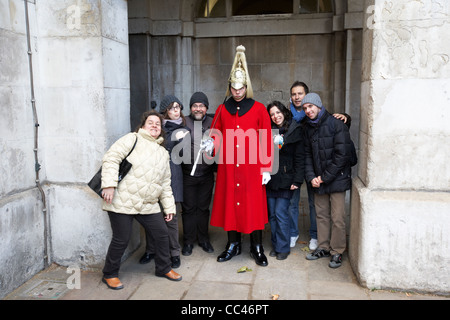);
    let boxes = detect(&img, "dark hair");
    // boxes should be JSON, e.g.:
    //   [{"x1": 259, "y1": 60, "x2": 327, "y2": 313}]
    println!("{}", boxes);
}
[
  {"x1": 267, "y1": 101, "x2": 292, "y2": 130},
  {"x1": 290, "y1": 81, "x2": 309, "y2": 95},
  {"x1": 136, "y1": 110, "x2": 166, "y2": 143}
]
